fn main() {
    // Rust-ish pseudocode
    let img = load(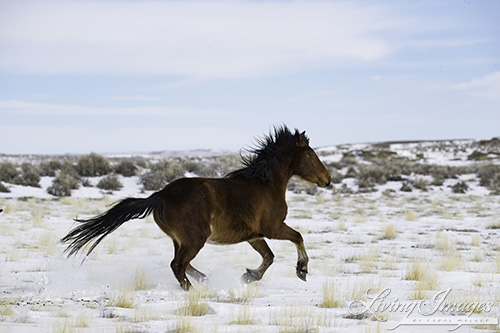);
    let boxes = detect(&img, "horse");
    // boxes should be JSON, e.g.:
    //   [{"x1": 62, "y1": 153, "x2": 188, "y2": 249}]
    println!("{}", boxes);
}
[{"x1": 60, "y1": 126, "x2": 332, "y2": 290}]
